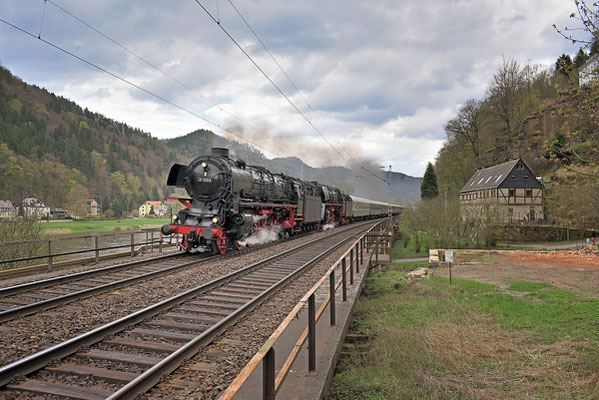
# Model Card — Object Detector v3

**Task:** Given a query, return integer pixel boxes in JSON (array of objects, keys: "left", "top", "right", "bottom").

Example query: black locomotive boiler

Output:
[{"left": 162, "top": 147, "right": 401, "bottom": 254}]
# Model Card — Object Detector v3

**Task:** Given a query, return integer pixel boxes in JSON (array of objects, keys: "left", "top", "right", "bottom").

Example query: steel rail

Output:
[
  {"left": 0, "top": 253, "right": 180, "bottom": 298},
  {"left": 0, "top": 225, "right": 315, "bottom": 322},
  {"left": 0, "top": 254, "right": 202, "bottom": 323},
  {"left": 219, "top": 220, "right": 388, "bottom": 399},
  {"left": 0, "top": 221, "right": 371, "bottom": 389},
  {"left": 107, "top": 223, "right": 369, "bottom": 399}
]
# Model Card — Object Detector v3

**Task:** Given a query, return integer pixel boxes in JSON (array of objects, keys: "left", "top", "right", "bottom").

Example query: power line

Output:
[
  {"left": 0, "top": 16, "right": 281, "bottom": 158},
  {"left": 208, "top": 0, "right": 390, "bottom": 185},
  {"left": 191, "top": 0, "right": 363, "bottom": 172},
  {"left": 46, "top": 0, "right": 285, "bottom": 149},
  {"left": 44, "top": 0, "right": 390, "bottom": 185}
]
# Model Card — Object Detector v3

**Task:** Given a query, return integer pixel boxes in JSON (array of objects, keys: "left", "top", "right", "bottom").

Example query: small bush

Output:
[{"left": 0, "top": 218, "right": 45, "bottom": 269}]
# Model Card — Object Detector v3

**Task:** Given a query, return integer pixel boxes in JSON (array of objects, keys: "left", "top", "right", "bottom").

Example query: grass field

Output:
[
  {"left": 328, "top": 262, "right": 599, "bottom": 399},
  {"left": 392, "top": 236, "right": 432, "bottom": 259},
  {"left": 40, "top": 218, "right": 170, "bottom": 236}
]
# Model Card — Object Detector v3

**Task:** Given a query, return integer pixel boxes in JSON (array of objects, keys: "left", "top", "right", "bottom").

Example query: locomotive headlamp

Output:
[
  {"left": 212, "top": 216, "right": 219, "bottom": 224},
  {"left": 201, "top": 161, "right": 208, "bottom": 169}
]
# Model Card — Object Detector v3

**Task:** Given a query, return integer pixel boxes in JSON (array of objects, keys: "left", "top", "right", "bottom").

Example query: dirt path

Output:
[{"left": 436, "top": 251, "right": 599, "bottom": 297}]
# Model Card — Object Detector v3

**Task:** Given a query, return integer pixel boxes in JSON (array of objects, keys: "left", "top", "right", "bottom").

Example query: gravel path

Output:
[{"left": 0, "top": 229, "right": 342, "bottom": 368}]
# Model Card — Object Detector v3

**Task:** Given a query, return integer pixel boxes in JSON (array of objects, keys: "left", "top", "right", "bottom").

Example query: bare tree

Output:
[
  {"left": 553, "top": 1, "right": 599, "bottom": 47},
  {"left": 486, "top": 57, "right": 527, "bottom": 141},
  {"left": 0, "top": 217, "right": 44, "bottom": 269},
  {"left": 444, "top": 99, "right": 486, "bottom": 157}
]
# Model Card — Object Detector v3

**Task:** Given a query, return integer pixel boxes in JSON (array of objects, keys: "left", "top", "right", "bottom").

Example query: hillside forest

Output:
[
  {"left": 434, "top": 48, "right": 599, "bottom": 229},
  {"left": 0, "top": 64, "right": 180, "bottom": 217}
]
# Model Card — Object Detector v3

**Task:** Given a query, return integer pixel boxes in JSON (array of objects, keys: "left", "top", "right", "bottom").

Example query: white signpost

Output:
[{"left": 445, "top": 251, "right": 454, "bottom": 285}]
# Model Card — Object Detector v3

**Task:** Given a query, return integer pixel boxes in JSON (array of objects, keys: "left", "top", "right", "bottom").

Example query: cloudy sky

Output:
[{"left": 0, "top": 0, "right": 583, "bottom": 176}]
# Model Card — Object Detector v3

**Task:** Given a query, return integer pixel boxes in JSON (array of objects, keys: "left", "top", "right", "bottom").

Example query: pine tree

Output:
[
  {"left": 420, "top": 162, "right": 438, "bottom": 200},
  {"left": 573, "top": 48, "right": 589, "bottom": 69},
  {"left": 555, "top": 54, "right": 573, "bottom": 76}
]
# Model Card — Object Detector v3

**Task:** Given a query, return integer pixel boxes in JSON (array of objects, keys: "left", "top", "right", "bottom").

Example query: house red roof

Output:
[{"left": 0, "top": 200, "right": 14, "bottom": 210}]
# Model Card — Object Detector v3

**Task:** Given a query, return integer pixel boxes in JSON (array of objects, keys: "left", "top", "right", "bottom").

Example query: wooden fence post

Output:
[
  {"left": 95, "top": 236, "right": 99, "bottom": 263},
  {"left": 48, "top": 240, "right": 53, "bottom": 272}
]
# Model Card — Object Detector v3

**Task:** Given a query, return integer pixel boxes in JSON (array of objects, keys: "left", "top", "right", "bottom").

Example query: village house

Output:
[
  {"left": 21, "top": 197, "right": 50, "bottom": 220},
  {"left": 0, "top": 200, "right": 16, "bottom": 219},
  {"left": 138, "top": 201, "right": 168, "bottom": 218},
  {"left": 86, "top": 199, "right": 99, "bottom": 216},
  {"left": 579, "top": 53, "right": 599, "bottom": 86},
  {"left": 459, "top": 159, "right": 544, "bottom": 223},
  {"left": 50, "top": 208, "right": 68, "bottom": 219}
]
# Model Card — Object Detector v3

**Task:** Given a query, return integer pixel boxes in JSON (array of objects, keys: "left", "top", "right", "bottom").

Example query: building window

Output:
[
  {"left": 524, "top": 174, "right": 529, "bottom": 180},
  {"left": 509, "top": 189, "right": 515, "bottom": 197},
  {"left": 526, "top": 189, "right": 532, "bottom": 196},
  {"left": 508, "top": 207, "right": 513, "bottom": 215},
  {"left": 511, "top": 174, "right": 516, "bottom": 180}
]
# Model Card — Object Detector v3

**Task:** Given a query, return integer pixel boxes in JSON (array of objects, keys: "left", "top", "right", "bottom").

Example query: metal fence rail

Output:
[{"left": 0, "top": 229, "right": 178, "bottom": 271}]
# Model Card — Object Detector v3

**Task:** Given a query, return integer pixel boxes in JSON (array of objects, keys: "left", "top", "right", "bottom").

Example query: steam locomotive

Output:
[{"left": 161, "top": 147, "right": 402, "bottom": 254}]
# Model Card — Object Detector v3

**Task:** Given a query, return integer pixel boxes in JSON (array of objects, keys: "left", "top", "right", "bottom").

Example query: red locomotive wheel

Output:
[{"left": 216, "top": 237, "right": 228, "bottom": 254}]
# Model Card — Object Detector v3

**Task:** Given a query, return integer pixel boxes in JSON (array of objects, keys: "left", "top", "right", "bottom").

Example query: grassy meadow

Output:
[
  {"left": 328, "top": 262, "right": 599, "bottom": 399},
  {"left": 40, "top": 218, "right": 170, "bottom": 236},
  {"left": 392, "top": 236, "right": 432, "bottom": 259}
]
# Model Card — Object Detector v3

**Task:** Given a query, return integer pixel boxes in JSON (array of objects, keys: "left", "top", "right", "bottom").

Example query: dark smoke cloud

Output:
[{"left": 223, "top": 121, "right": 381, "bottom": 172}]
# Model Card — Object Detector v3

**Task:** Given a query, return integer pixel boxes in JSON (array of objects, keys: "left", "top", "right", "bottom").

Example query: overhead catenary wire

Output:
[
  {"left": 0, "top": 16, "right": 281, "bottom": 158},
  {"left": 34, "top": 0, "right": 391, "bottom": 186},
  {"left": 37, "top": 0, "right": 47, "bottom": 38},
  {"left": 224, "top": 0, "right": 389, "bottom": 185},
  {"left": 191, "top": 0, "right": 368, "bottom": 174},
  {"left": 201, "top": 0, "right": 389, "bottom": 185},
  {"left": 45, "top": 0, "right": 286, "bottom": 150}
]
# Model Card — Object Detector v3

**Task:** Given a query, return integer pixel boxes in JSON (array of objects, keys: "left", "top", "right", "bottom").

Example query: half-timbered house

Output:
[{"left": 459, "top": 159, "right": 543, "bottom": 222}]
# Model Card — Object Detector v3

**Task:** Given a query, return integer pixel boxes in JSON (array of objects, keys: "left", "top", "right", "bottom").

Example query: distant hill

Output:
[
  {"left": 0, "top": 65, "right": 178, "bottom": 216},
  {"left": 0, "top": 65, "right": 420, "bottom": 218}
]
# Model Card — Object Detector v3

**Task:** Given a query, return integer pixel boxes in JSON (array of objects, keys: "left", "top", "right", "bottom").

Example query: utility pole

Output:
[
  {"left": 388, "top": 165, "right": 392, "bottom": 218},
  {"left": 445, "top": 189, "right": 447, "bottom": 212}
]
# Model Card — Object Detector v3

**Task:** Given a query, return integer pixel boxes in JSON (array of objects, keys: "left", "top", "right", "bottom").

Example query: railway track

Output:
[
  {"left": 0, "top": 253, "right": 188, "bottom": 323},
  {"left": 0, "top": 228, "right": 309, "bottom": 323},
  {"left": 0, "top": 221, "right": 372, "bottom": 399}
]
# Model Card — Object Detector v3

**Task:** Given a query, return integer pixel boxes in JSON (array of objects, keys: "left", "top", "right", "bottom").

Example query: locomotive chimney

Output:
[{"left": 211, "top": 147, "right": 230, "bottom": 158}]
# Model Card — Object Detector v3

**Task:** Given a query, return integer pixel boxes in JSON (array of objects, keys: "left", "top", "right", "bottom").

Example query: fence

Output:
[
  {"left": 220, "top": 218, "right": 394, "bottom": 400},
  {"left": 0, "top": 229, "right": 176, "bottom": 273}
]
